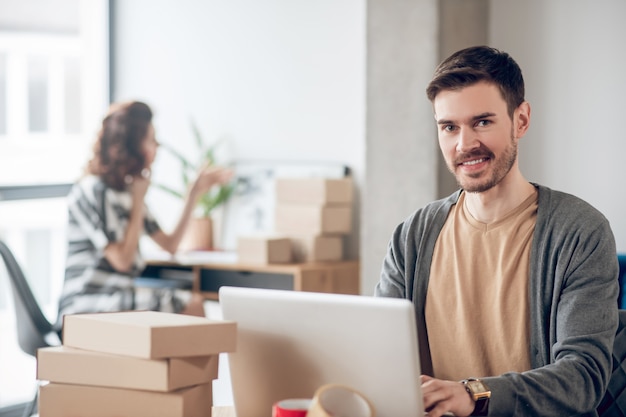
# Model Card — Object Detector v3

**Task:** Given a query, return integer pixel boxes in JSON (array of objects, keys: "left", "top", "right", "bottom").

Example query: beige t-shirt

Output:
[{"left": 425, "top": 190, "right": 538, "bottom": 380}]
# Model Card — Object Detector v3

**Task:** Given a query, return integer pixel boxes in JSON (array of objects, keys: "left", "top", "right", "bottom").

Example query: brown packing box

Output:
[
  {"left": 237, "top": 235, "right": 292, "bottom": 264},
  {"left": 39, "top": 382, "right": 213, "bottom": 417},
  {"left": 290, "top": 235, "right": 343, "bottom": 262},
  {"left": 275, "top": 204, "right": 352, "bottom": 235},
  {"left": 62, "top": 310, "right": 236, "bottom": 359},
  {"left": 37, "top": 346, "right": 219, "bottom": 391},
  {"left": 275, "top": 177, "right": 353, "bottom": 205}
]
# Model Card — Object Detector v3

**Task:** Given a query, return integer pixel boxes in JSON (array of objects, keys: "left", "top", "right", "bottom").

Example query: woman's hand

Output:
[
  {"left": 106, "top": 171, "right": 152, "bottom": 272},
  {"left": 190, "top": 164, "right": 234, "bottom": 197},
  {"left": 130, "top": 175, "right": 151, "bottom": 203},
  {"left": 152, "top": 164, "right": 234, "bottom": 254}
]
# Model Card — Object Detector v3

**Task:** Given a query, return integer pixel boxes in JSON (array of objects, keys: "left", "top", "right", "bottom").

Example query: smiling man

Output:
[{"left": 375, "top": 46, "right": 619, "bottom": 416}]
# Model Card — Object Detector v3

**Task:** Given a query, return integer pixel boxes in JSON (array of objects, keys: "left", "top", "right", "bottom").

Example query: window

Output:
[{"left": 0, "top": 0, "right": 109, "bottom": 411}]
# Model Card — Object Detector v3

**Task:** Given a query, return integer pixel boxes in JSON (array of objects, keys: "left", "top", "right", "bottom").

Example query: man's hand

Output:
[{"left": 421, "top": 375, "right": 475, "bottom": 417}]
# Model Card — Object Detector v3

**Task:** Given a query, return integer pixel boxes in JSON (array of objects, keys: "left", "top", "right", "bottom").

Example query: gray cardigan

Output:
[{"left": 375, "top": 184, "right": 619, "bottom": 416}]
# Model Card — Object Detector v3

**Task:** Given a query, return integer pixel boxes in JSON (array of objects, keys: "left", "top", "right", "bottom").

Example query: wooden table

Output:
[{"left": 144, "top": 252, "right": 360, "bottom": 300}]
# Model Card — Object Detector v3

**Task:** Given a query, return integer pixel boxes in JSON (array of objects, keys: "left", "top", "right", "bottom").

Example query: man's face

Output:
[{"left": 433, "top": 81, "right": 524, "bottom": 193}]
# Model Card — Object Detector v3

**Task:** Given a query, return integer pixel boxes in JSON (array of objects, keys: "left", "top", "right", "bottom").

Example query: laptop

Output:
[{"left": 219, "top": 286, "right": 424, "bottom": 417}]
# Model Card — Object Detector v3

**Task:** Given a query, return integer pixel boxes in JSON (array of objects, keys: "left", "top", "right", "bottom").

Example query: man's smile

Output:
[{"left": 459, "top": 158, "right": 489, "bottom": 167}]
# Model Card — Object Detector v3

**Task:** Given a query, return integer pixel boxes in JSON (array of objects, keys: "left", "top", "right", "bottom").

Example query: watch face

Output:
[{"left": 467, "top": 380, "right": 489, "bottom": 394}]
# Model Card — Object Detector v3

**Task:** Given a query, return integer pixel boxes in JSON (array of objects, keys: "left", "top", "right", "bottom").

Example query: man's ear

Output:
[{"left": 514, "top": 102, "right": 531, "bottom": 138}]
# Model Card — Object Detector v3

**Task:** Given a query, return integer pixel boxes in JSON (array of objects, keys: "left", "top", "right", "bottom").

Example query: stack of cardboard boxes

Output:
[
  {"left": 36, "top": 311, "right": 237, "bottom": 417},
  {"left": 237, "top": 177, "right": 353, "bottom": 264},
  {"left": 276, "top": 177, "right": 353, "bottom": 262}
]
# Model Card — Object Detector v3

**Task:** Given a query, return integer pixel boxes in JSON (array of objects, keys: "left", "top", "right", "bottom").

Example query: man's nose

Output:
[{"left": 456, "top": 127, "right": 479, "bottom": 153}]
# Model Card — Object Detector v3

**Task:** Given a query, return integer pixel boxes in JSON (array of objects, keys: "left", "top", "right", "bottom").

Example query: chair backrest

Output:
[
  {"left": 597, "top": 309, "right": 626, "bottom": 417},
  {"left": 0, "top": 240, "right": 60, "bottom": 357},
  {"left": 618, "top": 255, "right": 626, "bottom": 308}
]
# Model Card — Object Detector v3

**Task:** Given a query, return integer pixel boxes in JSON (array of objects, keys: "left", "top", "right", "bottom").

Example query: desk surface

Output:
[
  {"left": 146, "top": 250, "right": 238, "bottom": 265},
  {"left": 146, "top": 251, "right": 359, "bottom": 273},
  {"left": 144, "top": 253, "right": 360, "bottom": 298}
]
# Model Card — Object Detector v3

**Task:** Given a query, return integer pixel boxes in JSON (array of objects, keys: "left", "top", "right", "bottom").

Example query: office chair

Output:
[
  {"left": 618, "top": 254, "right": 626, "bottom": 309},
  {"left": 597, "top": 309, "right": 626, "bottom": 417},
  {"left": 0, "top": 240, "right": 61, "bottom": 417}
]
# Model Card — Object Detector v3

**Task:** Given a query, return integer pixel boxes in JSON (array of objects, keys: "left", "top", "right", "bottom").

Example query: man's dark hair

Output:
[{"left": 426, "top": 45, "right": 525, "bottom": 117}]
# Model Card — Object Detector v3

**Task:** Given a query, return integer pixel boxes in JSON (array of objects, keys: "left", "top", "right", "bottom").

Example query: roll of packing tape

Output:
[
  {"left": 307, "top": 384, "right": 375, "bottom": 417},
  {"left": 272, "top": 398, "right": 312, "bottom": 417}
]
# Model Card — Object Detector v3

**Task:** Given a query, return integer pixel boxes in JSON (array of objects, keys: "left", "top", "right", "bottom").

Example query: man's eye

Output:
[
  {"left": 443, "top": 125, "right": 456, "bottom": 132},
  {"left": 476, "top": 120, "right": 491, "bottom": 127}
]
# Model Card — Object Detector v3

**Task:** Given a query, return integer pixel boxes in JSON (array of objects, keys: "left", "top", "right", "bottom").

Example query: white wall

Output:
[
  {"left": 112, "top": 0, "right": 365, "bottom": 258},
  {"left": 112, "top": 1, "right": 626, "bottom": 295},
  {"left": 490, "top": 0, "right": 626, "bottom": 251}
]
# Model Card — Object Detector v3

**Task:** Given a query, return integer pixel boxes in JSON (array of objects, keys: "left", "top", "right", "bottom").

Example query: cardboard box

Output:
[
  {"left": 237, "top": 235, "right": 292, "bottom": 264},
  {"left": 290, "top": 235, "right": 343, "bottom": 262},
  {"left": 275, "top": 204, "right": 352, "bottom": 235},
  {"left": 39, "top": 382, "right": 212, "bottom": 417},
  {"left": 37, "top": 346, "right": 219, "bottom": 391},
  {"left": 275, "top": 177, "right": 353, "bottom": 205},
  {"left": 62, "top": 311, "right": 236, "bottom": 359}
]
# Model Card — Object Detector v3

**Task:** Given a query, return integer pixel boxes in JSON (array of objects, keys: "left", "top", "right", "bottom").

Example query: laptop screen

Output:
[{"left": 219, "top": 286, "right": 424, "bottom": 417}]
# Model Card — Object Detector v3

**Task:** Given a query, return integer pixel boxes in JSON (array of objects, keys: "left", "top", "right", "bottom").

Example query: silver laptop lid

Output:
[{"left": 219, "top": 286, "right": 423, "bottom": 417}]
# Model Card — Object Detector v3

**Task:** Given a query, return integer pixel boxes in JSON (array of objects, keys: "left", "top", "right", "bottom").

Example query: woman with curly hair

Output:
[{"left": 55, "top": 101, "right": 231, "bottom": 328}]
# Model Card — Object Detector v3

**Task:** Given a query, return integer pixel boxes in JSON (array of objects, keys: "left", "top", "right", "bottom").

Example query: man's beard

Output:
[{"left": 450, "top": 132, "right": 517, "bottom": 193}]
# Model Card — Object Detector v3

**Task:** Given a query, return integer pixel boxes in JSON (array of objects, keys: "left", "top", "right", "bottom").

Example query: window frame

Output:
[{"left": 0, "top": 0, "right": 110, "bottom": 412}]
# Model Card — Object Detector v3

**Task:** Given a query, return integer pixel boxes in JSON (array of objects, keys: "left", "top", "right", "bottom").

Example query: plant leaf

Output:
[
  {"left": 156, "top": 121, "right": 235, "bottom": 217},
  {"left": 160, "top": 143, "right": 194, "bottom": 171},
  {"left": 152, "top": 183, "right": 185, "bottom": 200},
  {"left": 190, "top": 118, "right": 204, "bottom": 154}
]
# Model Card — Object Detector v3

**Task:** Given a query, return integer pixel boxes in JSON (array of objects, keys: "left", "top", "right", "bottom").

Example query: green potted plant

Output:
[{"left": 154, "top": 120, "right": 235, "bottom": 250}]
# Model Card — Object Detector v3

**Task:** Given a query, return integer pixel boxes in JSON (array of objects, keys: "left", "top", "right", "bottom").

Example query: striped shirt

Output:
[{"left": 56, "top": 175, "right": 185, "bottom": 329}]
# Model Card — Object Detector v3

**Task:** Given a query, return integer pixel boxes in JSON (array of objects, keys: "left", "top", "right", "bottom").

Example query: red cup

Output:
[{"left": 272, "top": 398, "right": 312, "bottom": 417}]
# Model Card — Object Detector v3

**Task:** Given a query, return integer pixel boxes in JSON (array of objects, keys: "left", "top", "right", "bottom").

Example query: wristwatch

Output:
[{"left": 461, "top": 378, "right": 491, "bottom": 416}]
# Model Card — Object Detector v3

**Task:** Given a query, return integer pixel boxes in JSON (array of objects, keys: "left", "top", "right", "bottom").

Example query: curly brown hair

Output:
[{"left": 86, "top": 101, "right": 153, "bottom": 190}]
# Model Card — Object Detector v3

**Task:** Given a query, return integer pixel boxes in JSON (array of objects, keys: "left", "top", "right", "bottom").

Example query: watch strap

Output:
[
  {"left": 461, "top": 378, "right": 490, "bottom": 416},
  {"left": 472, "top": 396, "right": 489, "bottom": 416}
]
